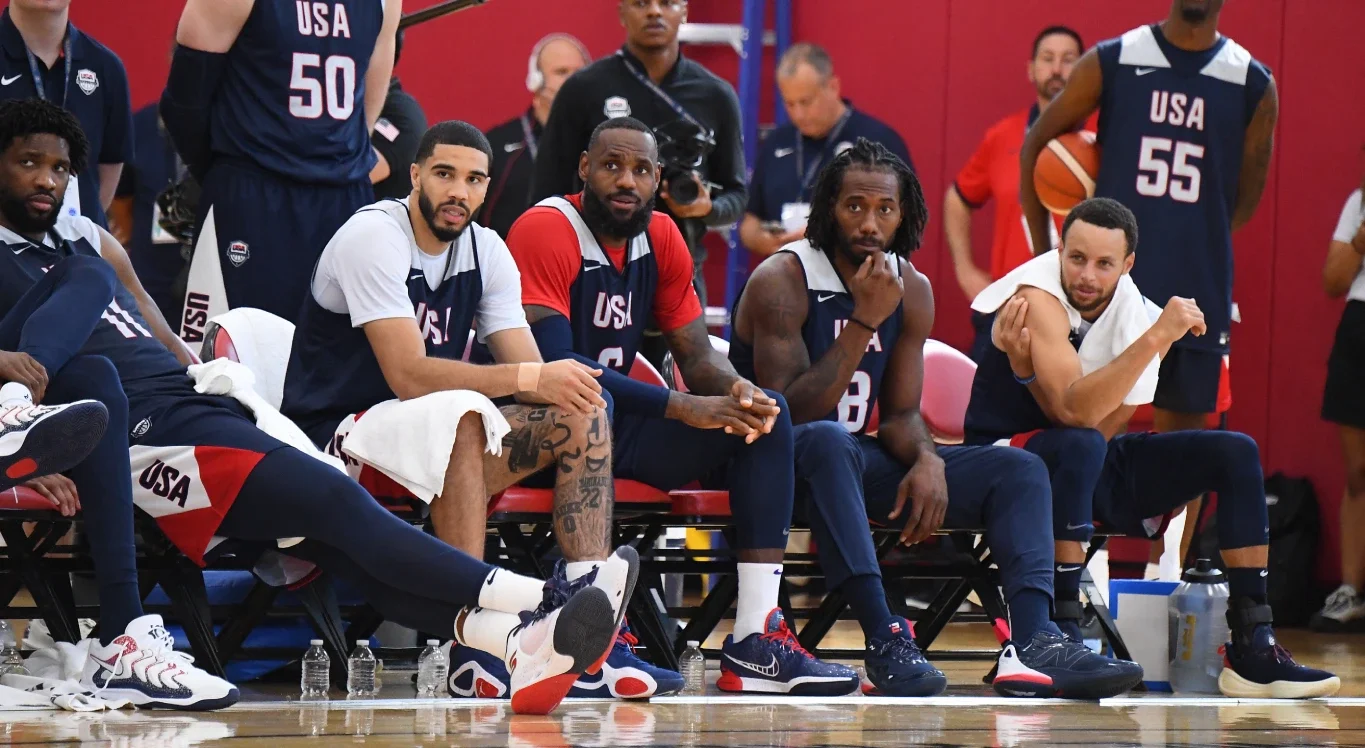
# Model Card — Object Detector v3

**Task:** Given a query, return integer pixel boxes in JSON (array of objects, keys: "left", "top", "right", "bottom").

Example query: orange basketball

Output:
[{"left": 1033, "top": 130, "right": 1100, "bottom": 216}]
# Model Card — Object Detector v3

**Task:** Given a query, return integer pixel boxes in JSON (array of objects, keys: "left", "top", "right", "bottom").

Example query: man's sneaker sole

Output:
[
  {"left": 0, "top": 401, "right": 107, "bottom": 489},
  {"left": 1218, "top": 668, "right": 1342, "bottom": 699},
  {"left": 510, "top": 587, "right": 616, "bottom": 716},
  {"left": 992, "top": 645, "right": 1143, "bottom": 699},
  {"left": 585, "top": 546, "right": 639, "bottom": 676},
  {"left": 716, "top": 671, "right": 860, "bottom": 696},
  {"left": 91, "top": 685, "right": 240, "bottom": 711},
  {"left": 1308, "top": 612, "right": 1365, "bottom": 633}
]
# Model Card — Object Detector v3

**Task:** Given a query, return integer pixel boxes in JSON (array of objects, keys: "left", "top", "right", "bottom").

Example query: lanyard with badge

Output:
[
  {"left": 794, "top": 106, "right": 852, "bottom": 199},
  {"left": 614, "top": 50, "right": 704, "bottom": 130},
  {"left": 518, "top": 113, "right": 538, "bottom": 160}
]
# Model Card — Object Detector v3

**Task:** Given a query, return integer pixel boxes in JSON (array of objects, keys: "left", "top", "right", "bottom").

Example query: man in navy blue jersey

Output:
[
  {"left": 160, "top": 0, "right": 402, "bottom": 348},
  {"left": 732, "top": 138, "right": 1145, "bottom": 699},
  {"left": 0, "top": 99, "right": 630, "bottom": 716}
]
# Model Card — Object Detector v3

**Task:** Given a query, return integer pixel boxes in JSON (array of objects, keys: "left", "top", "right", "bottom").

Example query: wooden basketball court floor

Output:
[{"left": 3, "top": 623, "right": 1362, "bottom": 747}]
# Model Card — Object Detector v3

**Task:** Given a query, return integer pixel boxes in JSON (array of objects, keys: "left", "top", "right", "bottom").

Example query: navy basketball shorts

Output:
[
  {"left": 1152, "top": 345, "right": 1225, "bottom": 415},
  {"left": 1323, "top": 300, "right": 1365, "bottom": 430},
  {"left": 128, "top": 393, "right": 290, "bottom": 564},
  {"left": 180, "top": 162, "right": 373, "bottom": 347}
]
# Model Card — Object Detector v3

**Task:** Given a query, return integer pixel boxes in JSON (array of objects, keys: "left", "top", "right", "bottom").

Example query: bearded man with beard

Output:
[
  {"left": 506, "top": 116, "right": 863, "bottom": 700},
  {"left": 962, "top": 197, "right": 1339, "bottom": 699}
]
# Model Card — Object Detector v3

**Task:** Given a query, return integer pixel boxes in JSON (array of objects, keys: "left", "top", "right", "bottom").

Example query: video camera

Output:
[{"left": 654, "top": 119, "right": 716, "bottom": 207}]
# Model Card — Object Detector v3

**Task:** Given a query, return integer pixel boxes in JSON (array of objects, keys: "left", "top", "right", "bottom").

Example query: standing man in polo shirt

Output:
[
  {"left": 0, "top": 0, "right": 133, "bottom": 228},
  {"left": 739, "top": 43, "right": 912, "bottom": 258},
  {"left": 944, "top": 25, "right": 1086, "bottom": 303},
  {"left": 529, "top": 0, "right": 747, "bottom": 310}
]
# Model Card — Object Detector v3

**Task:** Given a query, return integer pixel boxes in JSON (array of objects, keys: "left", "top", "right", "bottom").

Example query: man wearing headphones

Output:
[{"left": 482, "top": 34, "right": 591, "bottom": 238}]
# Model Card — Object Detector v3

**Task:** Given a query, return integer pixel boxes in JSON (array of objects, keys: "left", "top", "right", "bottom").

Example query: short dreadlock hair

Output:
[
  {"left": 805, "top": 137, "right": 927, "bottom": 259},
  {"left": 0, "top": 98, "right": 89, "bottom": 173}
]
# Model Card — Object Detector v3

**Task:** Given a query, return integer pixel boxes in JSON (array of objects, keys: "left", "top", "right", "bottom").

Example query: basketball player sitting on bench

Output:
[{"left": 962, "top": 197, "right": 1339, "bottom": 699}]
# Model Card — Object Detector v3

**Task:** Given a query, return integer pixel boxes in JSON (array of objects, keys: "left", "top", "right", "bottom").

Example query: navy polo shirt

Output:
[
  {"left": 0, "top": 10, "right": 133, "bottom": 228},
  {"left": 746, "top": 103, "right": 914, "bottom": 223}
]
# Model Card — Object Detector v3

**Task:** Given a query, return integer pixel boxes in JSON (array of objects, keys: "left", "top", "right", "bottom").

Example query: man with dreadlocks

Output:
[{"left": 730, "top": 137, "right": 1144, "bottom": 699}]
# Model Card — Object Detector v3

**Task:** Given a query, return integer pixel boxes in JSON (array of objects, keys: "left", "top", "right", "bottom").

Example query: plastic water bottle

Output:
[
  {"left": 0, "top": 621, "right": 27, "bottom": 678},
  {"left": 346, "top": 640, "right": 378, "bottom": 697},
  {"left": 300, "top": 639, "right": 330, "bottom": 698},
  {"left": 416, "top": 640, "right": 448, "bottom": 697},
  {"left": 679, "top": 640, "right": 705, "bottom": 694},
  {"left": 1168, "top": 558, "right": 1230, "bottom": 693}
]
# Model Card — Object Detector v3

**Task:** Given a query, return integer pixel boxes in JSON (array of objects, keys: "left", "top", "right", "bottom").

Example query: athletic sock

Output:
[
  {"left": 1054, "top": 564, "right": 1084, "bottom": 608},
  {"left": 477, "top": 568, "right": 546, "bottom": 615},
  {"left": 455, "top": 607, "right": 522, "bottom": 661},
  {"left": 1226, "top": 567, "right": 1269, "bottom": 606},
  {"left": 564, "top": 561, "right": 599, "bottom": 583},
  {"left": 0, "top": 382, "right": 32, "bottom": 405},
  {"left": 1009, "top": 589, "right": 1058, "bottom": 643},
  {"left": 734, "top": 563, "right": 783, "bottom": 640},
  {"left": 841, "top": 574, "right": 895, "bottom": 640}
]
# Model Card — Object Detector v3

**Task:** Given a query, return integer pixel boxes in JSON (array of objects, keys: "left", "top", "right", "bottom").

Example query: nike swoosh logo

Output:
[
  {"left": 409, "top": 273, "right": 425, "bottom": 280},
  {"left": 1065, "top": 522, "right": 1089, "bottom": 530},
  {"left": 503, "top": 142, "right": 524, "bottom": 152},
  {"left": 582, "top": 265, "right": 604, "bottom": 272},
  {"left": 774, "top": 147, "right": 794, "bottom": 158},
  {"left": 817, "top": 294, "right": 835, "bottom": 302},
  {"left": 1056, "top": 565, "right": 1083, "bottom": 573},
  {"left": 1135, "top": 67, "right": 1157, "bottom": 76},
  {"left": 1, "top": 75, "right": 20, "bottom": 85},
  {"left": 725, "top": 653, "right": 780, "bottom": 677}
]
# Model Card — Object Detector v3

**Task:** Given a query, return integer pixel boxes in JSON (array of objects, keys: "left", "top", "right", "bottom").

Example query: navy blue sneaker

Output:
[
  {"left": 1054, "top": 599, "right": 1086, "bottom": 643},
  {"left": 1219, "top": 603, "right": 1340, "bottom": 698},
  {"left": 447, "top": 643, "right": 510, "bottom": 699},
  {"left": 717, "top": 609, "right": 859, "bottom": 696},
  {"left": 569, "top": 623, "right": 685, "bottom": 699},
  {"left": 993, "top": 630, "right": 1143, "bottom": 699},
  {"left": 863, "top": 617, "right": 947, "bottom": 696}
]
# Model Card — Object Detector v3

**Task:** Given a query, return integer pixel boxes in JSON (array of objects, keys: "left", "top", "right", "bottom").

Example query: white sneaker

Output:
[
  {"left": 506, "top": 582, "right": 616, "bottom": 715},
  {"left": 0, "top": 398, "right": 107, "bottom": 490},
  {"left": 1309, "top": 585, "right": 1365, "bottom": 632},
  {"left": 80, "top": 615, "right": 239, "bottom": 711}
]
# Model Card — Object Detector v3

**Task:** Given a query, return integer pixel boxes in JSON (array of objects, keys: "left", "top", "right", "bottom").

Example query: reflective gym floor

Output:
[{"left": 3, "top": 624, "right": 1362, "bottom": 747}]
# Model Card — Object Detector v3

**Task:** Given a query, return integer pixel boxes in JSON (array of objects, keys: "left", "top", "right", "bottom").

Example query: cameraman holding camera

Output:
[{"left": 529, "top": 0, "right": 747, "bottom": 309}]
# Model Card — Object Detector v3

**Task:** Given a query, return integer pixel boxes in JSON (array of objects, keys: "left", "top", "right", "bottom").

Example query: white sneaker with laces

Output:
[
  {"left": 79, "top": 615, "right": 238, "bottom": 711},
  {"left": 0, "top": 397, "right": 107, "bottom": 490},
  {"left": 1310, "top": 585, "right": 1365, "bottom": 632},
  {"left": 506, "top": 583, "right": 616, "bottom": 715}
]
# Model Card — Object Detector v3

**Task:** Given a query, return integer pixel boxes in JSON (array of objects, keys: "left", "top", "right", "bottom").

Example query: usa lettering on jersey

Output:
[
  {"left": 1149, "top": 91, "right": 1206, "bottom": 131},
  {"left": 295, "top": 2, "right": 353, "bottom": 37},
  {"left": 592, "top": 292, "right": 634, "bottom": 330},
  {"left": 833, "top": 318, "right": 883, "bottom": 352},
  {"left": 1135, "top": 90, "right": 1210, "bottom": 205},
  {"left": 415, "top": 301, "right": 454, "bottom": 346}
]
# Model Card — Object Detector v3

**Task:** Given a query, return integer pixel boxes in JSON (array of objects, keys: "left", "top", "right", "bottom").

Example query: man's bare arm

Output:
[
  {"left": 364, "top": 317, "right": 523, "bottom": 400},
  {"left": 1231, "top": 77, "right": 1279, "bottom": 232},
  {"left": 662, "top": 317, "right": 740, "bottom": 397},
  {"left": 98, "top": 227, "right": 196, "bottom": 367},
  {"left": 873, "top": 266, "right": 938, "bottom": 467},
  {"left": 173, "top": 0, "right": 253, "bottom": 52},
  {"left": 363, "top": 0, "right": 402, "bottom": 131},
  {"left": 745, "top": 255, "right": 869, "bottom": 424},
  {"left": 1020, "top": 49, "right": 1103, "bottom": 256}
]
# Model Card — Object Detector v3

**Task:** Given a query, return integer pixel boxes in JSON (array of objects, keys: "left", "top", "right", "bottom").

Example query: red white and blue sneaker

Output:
[
  {"left": 992, "top": 629, "right": 1143, "bottom": 699},
  {"left": 1218, "top": 602, "right": 1340, "bottom": 698},
  {"left": 0, "top": 397, "right": 107, "bottom": 491},
  {"left": 79, "top": 614, "right": 238, "bottom": 711},
  {"left": 717, "top": 609, "right": 859, "bottom": 696},
  {"left": 863, "top": 616, "right": 947, "bottom": 696},
  {"left": 448, "top": 643, "right": 510, "bottom": 699},
  {"left": 569, "top": 622, "right": 685, "bottom": 699}
]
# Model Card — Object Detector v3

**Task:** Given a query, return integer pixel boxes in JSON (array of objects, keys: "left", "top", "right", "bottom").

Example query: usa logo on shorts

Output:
[{"left": 227, "top": 240, "right": 250, "bottom": 267}]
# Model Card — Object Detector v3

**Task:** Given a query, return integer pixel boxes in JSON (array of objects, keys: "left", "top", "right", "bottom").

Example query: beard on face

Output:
[
  {"left": 1062, "top": 278, "right": 1115, "bottom": 313},
  {"left": 833, "top": 227, "right": 891, "bottom": 266},
  {"left": 1036, "top": 74, "right": 1066, "bottom": 101},
  {"left": 1179, "top": 1, "right": 1211, "bottom": 22},
  {"left": 418, "top": 190, "right": 469, "bottom": 243},
  {"left": 581, "top": 186, "right": 654, "bottom": 240},
  {"left": 0, "top": 184, "right": 60, "bottom": 236}
]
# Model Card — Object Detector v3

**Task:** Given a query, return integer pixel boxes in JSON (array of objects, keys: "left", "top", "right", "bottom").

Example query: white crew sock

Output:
[
  {"left": 477, "top": 568, "right": 545, "bottom": 614},
  {"left": 456, "top": 607, "right": 522, "bottom": 660},
  {"left": 0, "top": 382, "right": 33, "bottom": 406},
  {"left": 733, "top": 563, "right": 783, "bottom": 640},
  {"left": 564, "top": 561, "right": 599, "bottom": 582}
]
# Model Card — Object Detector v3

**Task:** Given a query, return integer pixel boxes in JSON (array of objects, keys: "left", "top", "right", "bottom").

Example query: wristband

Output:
[
  {"left": 848, "top": 316, "right": 877, "bottom": 334},
  {"left": 1013, "top": 371, "right": 1037, "bottom": 385},
  {"left": 517, "top": 362, "right": 542, "bottom": 393}
]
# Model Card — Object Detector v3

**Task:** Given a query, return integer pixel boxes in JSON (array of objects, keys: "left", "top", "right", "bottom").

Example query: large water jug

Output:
[{"left": 1168, "top": 558, "right": 1230, "bottom": 693}]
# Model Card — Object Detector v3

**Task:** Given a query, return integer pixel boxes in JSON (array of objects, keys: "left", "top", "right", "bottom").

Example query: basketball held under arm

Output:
[
  {"left": 1020, "top": 49, "right": 1103, "bottom": 257},
  {"left": 1231, "top": 76, "right": 1279, "bottom": 232}
]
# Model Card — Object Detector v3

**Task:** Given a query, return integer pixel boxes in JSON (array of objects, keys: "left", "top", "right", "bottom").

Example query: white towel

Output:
[
  {"left": 0, "top": 641, "right": 133, "bottom": 711},
  {"left": 340, "top": 391, "right": 511, "bottom": 503},
  {"left": 971, "top": 250, "right": 1162, "bottom": 406}
]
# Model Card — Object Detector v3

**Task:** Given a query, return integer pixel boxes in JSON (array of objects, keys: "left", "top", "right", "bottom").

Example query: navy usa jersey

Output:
[
  {"left": 282, "top": 199, "right": 487, "bottom": 438},
  {"left": 1094, "top": 24, "right": 1271, "bottom": 352},
  {"left": 210, "top": 0, "right": 383, "bottom": 184},
  {"left": 0, "top": 215, "right": 186, "bottom": 399},
  {"left": 731, "top": 240, "right": 904, "bottom": 435},
  {"left": 542, "top": 197, "right": 657, "bottom": 374}
]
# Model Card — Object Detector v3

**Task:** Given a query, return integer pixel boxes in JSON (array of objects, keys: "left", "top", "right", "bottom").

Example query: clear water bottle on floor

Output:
[
  {"left": 416, "top": 640, "right": 448, "bottom": 697},
  {"left": 346, "top": 640, "right": 378, "bottom": 697},
  {"left": 300, "top": 639, "right": 330, "bottom": 699},
  {"left": 679, "top": 640, "right": 705, "bottom": 694},
  {"left": 0, "top": 621, "right": 27, "bottom": 678},
  {"left": 1168, "top": 558, "right": 1230, "bottom": 694}
]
